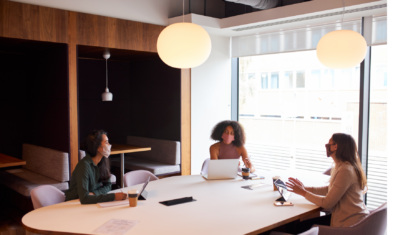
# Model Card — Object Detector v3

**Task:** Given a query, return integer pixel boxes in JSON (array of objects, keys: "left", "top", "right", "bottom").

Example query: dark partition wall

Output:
[
  {"left": 25, "top": 45, "right": 69, "bottom": 153},
  {"left": 78, "top": 59, "right": 131, "bottom": 144},
  {"left": 0, "top": 39, "right": 69, "bottom": 159},
  {"left": 0, "top": 54, "right": 28, "bottom": 159},
  {"left": 78, "top": 56, "right": 181, "bottom": 146},
  {"left": 129, "top": 58, "right": 181, "bottom": 141}
]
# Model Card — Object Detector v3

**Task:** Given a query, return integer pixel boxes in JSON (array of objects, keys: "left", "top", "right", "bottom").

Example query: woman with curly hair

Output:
[{"left": 210, "top": 120, "right": 255, "bottom": 172}]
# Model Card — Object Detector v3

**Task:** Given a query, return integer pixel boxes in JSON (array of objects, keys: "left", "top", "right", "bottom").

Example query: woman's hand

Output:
[
  {"left": 115, "top": 192, "right": 127, "bottom": 201},
  {"left": 89, "top": 192, "right": 95, "bottom": 195},
  {"left": 286, "top": 177, "right": 307, "bottom": 197}
]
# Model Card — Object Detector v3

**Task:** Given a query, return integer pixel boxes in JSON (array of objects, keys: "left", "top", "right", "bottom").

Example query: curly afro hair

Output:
[{"left": 210, "top": 120, "right": 246, "bottom": 147}]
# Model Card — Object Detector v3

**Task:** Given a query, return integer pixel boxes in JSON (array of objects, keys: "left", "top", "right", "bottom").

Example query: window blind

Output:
[{"left": 232, "top": 16, "right": 386, "bottom": 58}]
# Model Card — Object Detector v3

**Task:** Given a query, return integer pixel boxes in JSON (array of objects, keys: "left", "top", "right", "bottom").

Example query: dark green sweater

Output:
[{"left": 65, "top": 154, "right": 115, "bottom": 204}]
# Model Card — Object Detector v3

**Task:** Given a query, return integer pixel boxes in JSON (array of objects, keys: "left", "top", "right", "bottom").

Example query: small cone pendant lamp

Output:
[{"left": 102, "top": 52, "right": 113, "bottom": 101}]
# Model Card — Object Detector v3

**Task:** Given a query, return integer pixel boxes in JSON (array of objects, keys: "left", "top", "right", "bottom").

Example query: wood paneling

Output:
[
  {"left": 181, "top": 69, "right": 191, "bottom": 175},
  {"left": 68, "top": 12, "right": 78, "bottom": 174},
  {"left": 78, "top": 45, "right": 158, "bottom": 61},
  {"left": 0, "top": 153, "right": 26, "bottom": 168},
  {"left": 76, "top": 12, "right": 164, "bottom": 52},
  {"left": 0, "top": 0, "right": 68, "bottom": 43},
  {"left": 0, "top": 0, "right": 175, "bottom": 176}
]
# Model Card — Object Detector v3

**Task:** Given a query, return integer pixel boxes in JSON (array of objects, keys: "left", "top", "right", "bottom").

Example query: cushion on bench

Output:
[
  {"left": 0, "top": 169, "right": 68, "bottom": 197},
  {"left": 111, "top": 156, "right": 180, "bottom": 176},
  {"left": 23, "top": 144, "right": 69, "bottom": 182},
  {"left": 126, "top": 136, "right": 180, "bottom": 165}
]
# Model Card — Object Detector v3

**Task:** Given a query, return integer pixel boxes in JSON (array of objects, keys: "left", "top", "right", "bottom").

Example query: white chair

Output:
[
  {"left": 30, "top": 185, "right": 65, "bottom": 209},
  {"left": 123, "top": 170, "right": 159, "bottom": 187},
  {"left": 200, "top": 158, "right": 210, "bottom": 175}
]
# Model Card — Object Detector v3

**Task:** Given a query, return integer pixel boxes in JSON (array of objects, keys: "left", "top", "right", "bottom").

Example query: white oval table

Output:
[{"left": 22, "top": 170, "right": 329, "bottom": 235}]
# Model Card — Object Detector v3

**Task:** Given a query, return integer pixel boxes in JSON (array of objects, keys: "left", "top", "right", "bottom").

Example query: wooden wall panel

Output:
[
  {"left": 76, "top": 12, "right": 164, "bottom": 52},
  {"left": 0, "top": 0, "right": 68, "bottom": 43},
  {"left": 181, "top": 69, "right": 191, "bottom": 175},
  {"left": 68, "top": 12, "right": 79, "bottom": 174},
  {"left": 22, "top": 4, "right": 40, "bottom": 40}
]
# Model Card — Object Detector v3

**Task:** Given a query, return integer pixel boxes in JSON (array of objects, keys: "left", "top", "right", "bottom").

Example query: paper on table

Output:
[
  {"left": 93, "top": 219, "right": 138, "bottom": 235},
  {"left": 98, "top": 200, "right": 128, "bottom": 208}
]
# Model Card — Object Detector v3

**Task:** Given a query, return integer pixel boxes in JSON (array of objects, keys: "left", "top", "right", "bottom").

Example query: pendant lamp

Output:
[
  {"left": 157, "top": 0, "right": 211, "bottom": 69},
  {"left": 316, "top": 0, "right": 367, "bottom": 69},
  {"left": 102, "top": 52, "right": 113, "bottom": 101}
]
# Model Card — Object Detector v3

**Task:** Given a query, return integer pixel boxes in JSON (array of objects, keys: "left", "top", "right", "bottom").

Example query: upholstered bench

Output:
[
  {"left": 110, "top": 136, "right": 180, "bottom": 176},
  {"left": 0, "top": 144, "right": 69, "bottom": 198}
]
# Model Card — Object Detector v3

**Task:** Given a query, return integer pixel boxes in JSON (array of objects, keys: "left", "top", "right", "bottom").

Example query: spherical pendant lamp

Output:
[
  {"left": 157, "top": 22, "right": 211, "bottom": 69},
  {"left": 316, "top": 0, "right": 367, "bottom": 69},
  {"left": 317, "top": 30, "right": 367, "bottom": 69}
]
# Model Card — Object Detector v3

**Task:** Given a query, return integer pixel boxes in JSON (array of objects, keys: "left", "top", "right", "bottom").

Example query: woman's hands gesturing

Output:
[{"left": 286, "top": 177, "right": 307, "bottom": 197}]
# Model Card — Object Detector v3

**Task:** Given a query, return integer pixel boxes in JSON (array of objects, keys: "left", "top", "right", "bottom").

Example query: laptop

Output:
[{"left": 202, "top": 159, "right": 239, "bottom": 180}]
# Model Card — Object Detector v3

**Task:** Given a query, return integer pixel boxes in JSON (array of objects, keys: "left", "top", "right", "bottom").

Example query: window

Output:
[
  {"left": 340, "top": 69, "right": 352, "bottom": 89},
  {"left": 236, "top": 16, "right": 387, "bottom": 211},
  {"left": 321, "top": 69, "right": 334, "bottom": 88},
  {"left": 367, "top": 44, "right": 388, "bottom": 210},
  {"left": 239, "top": 50, "right": 359, "bottom": 175},
  {"left": 309, "top": 70, "right": 321, "bottom": 89},
  {"left": 371, "top": 65, "right": 387, "bottom": 88},
  {"left": 296, "top": 71, "right": 305, "bottom": 88},
  {"left": 261, "top": 73, "right": 268, "bottom": 89},
  {"left": 248, "top": 73, "right": 255, "bottom": 80},
  {"left": 282, "top": 72, "right": 293, "bottom": 89},
  {"left": 271, "top": 73, "right": 279, "bottom": 89}
]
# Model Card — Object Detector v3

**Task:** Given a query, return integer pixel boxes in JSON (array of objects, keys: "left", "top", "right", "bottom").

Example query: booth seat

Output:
[
  {"left": 0, "top": 144, "right": 69, "bottom": 197},
  {"left": 111, "top": 136, "right": 180, "bottom": 176}
]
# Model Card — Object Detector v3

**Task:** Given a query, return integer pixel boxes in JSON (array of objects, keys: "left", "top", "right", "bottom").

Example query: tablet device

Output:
[
  {"left": 138, "top": 176, "right": 150, "bottom": 200},
  {"left": 273, "top": 178, "right": 291, "bottom": 202}
]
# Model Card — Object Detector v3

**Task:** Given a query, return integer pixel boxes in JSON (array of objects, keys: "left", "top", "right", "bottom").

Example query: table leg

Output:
[{"left": 121, "top": 153, "right": 124, "bottom": 188}]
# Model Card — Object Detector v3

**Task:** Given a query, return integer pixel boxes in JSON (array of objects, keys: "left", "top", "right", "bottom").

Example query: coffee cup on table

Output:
[
  {"left": 128, "top": 189, "right": 139, "bottom": 207},
  {"left": 242, "top": 168, "right": 250, "bottom": 180},
  {"left": 272, "top": 176, "right": 280, "bottom": 191}
]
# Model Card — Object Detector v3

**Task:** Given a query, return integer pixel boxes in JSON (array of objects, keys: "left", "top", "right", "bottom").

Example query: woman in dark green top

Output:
[{"left": 65, "top": 130, "right": 127, "bottom": 204}]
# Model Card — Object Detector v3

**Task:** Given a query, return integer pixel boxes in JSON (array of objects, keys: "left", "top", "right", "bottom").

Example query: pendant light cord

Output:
[
  {"left": 183, "top": 0, "right": 184, "bottom": 22},
  {"left": 341, "top": 0, "right": 345, "bottom": 25},
  {"left": 105, "top": 58, "right": 108, "bottom": 89}
]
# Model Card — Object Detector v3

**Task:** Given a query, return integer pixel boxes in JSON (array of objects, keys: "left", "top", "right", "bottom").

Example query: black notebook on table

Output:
[{"left": 159, "top": 197, "right": 196, "bottom": 206}]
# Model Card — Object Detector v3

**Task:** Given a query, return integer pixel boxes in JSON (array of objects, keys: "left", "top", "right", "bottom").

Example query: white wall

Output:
[{"left": 190, "top": 34, "right": 232, "bottom": 174}]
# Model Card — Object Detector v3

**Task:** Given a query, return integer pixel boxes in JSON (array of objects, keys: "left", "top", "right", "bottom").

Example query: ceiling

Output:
[{"left": 10, "top": 0, "right": 387, "bottom": 38}]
